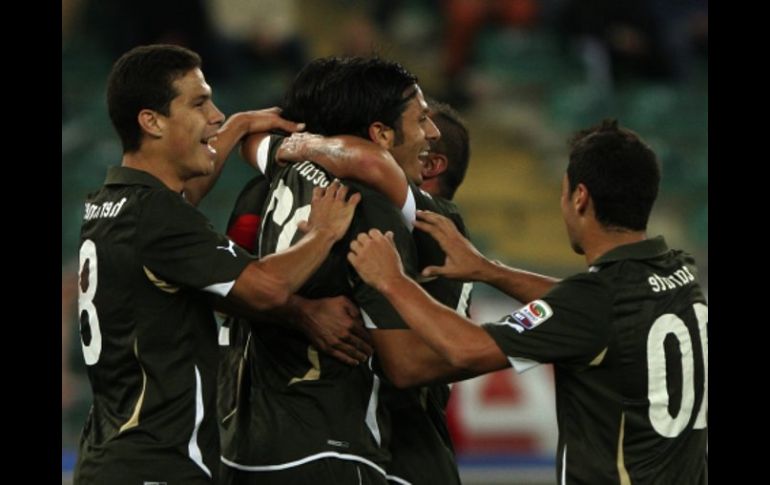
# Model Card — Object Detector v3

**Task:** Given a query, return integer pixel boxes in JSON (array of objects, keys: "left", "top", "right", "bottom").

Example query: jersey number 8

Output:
[{"left": 78, "top": 239, "right": 102, "bottom": 365}]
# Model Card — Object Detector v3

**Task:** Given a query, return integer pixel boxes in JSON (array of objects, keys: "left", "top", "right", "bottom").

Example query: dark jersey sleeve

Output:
[
  {"left": 410, "top": 185, "right": 447, "bottom": 271},
  {"left": 483, "top": 272, "right": 612, "bottom": 368},
  {"left": 432, "top": 196, "right": 468, "bottom": 237},
  {"left": 137, "top": 190, "right": 255, "bottom": 295},
  {"left": 226, "top": 175, "right": 270, "bottom": 253},
  {"left": 349, "top": 185, "right": 419, "bottom": 330},
  {"left": 416, "top": 193, "right": 473, "bottom": 315},
  {"left": 262, "top": 135, "right": 287, "bottom": 181}
]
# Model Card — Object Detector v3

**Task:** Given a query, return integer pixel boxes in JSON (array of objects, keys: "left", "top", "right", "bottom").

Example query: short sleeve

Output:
[
  {"left": 348, "top": 186, "right": 419, "bottom": 330},
  {"left": 138, "top": 190, "right": 255, "bottom": 295},
  {"left": 483, "top": 273, "right": 612, "bottom": 367},
  {"left": 261, "top": 135, "right": 287, "bottom": 181}
]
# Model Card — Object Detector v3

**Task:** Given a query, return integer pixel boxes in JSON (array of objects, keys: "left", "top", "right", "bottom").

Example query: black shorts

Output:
[
  {"left": 220, "top": 457, "right": 389, "bottom": 485},
  {"left": 74, "top": 453, "right": 213, "bottom": 485}
]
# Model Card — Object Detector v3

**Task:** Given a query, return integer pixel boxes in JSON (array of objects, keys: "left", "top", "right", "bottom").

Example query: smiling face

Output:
[
  {"left": 388, "top": 85, "right": 441, "bottom": 185},
  {"left": 161, "top": 68, "right": 225, "bottom": 179}
]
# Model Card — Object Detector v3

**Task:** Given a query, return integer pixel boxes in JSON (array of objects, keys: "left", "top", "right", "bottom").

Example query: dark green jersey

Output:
[
  {"left": 224, "top": 173, "right": 270, "bottom": 253},
  {"left": 483, "top": 237, "right": 708, "bottom": 484},
  {"left": 382, "top": 189, "right": 469, "bottom": 485},
  {"left": 217, "top": 174, "right": 270, "bottom": 468},
  {"left": 417, "top": 193, "right": 473, "bottom": 317},
  {"left": 219, "top": 137, "right": 419, "bottom": 480},
  {"left": 74, "top": 167, "right": 253, "bottom": 485}
]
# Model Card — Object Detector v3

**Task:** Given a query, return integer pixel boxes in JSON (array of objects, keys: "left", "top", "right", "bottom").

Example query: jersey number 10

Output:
[{"left": 647, "top": 303, "right": 708, "bottom": 437}]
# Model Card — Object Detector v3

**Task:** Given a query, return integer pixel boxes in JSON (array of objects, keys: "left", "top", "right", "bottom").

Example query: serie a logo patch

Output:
[{"left": 502, "top": 300, "right": 554, "bottom": 333}]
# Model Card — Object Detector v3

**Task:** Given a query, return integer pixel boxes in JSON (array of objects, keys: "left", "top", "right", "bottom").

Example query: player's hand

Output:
[
  {"left": 299, "top": 179, "right": 361, "bottom": 241},
  {"left": 347, "top": 229, "right": 406, "bottom": 292},
  {"left": 414, "top": 210, "right": 488, "bottom": 281},
  {"left": 294, "top": 296, "right": 372, "bottom": 366},
  {"left": 276, "top": 132, "right": 325, "bottom": 163},
  {"left": 222, "top": 107, "right": 306, "bottom": 138}
]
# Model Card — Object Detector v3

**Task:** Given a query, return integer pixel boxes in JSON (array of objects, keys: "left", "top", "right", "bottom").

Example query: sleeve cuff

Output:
[
  {"left": 256, "top": 136, "right": 271, "bottom": 174},
  {"left": 507, "top": 356, "right": 541, "bottom": 373},
  {"left": 401, "top": 186, "right": 416, "bottom": 232}
]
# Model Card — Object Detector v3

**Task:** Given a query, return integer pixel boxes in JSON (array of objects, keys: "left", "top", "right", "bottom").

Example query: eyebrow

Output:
[{"left": 191, "top": 93, "right": 211, "bottom": 104}]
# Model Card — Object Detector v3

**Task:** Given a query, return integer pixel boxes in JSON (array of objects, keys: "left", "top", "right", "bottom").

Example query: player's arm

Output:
[
  {"left": 416, "top": 210, "right": 559, "bottom": 302},
  {"left": 349, "top": 229, "right": 510, "bottom": 377},
  {"left": 287, "top": 295, "right": 373, "bottom": 365},
  {"left": 227, "top": 180, "right": 360, "bottom": 310},
  {"left": 184, "top": 108, "right": 305, "bottom": 206},
  {"left": 370, "top": 328, "right": 484, "bottom": 387},
  {"left": 241, "top": 132, "right": 408, "bottom": 207},
  {"left": 216, "top": 294, "right": 373, "bottom": 366}
]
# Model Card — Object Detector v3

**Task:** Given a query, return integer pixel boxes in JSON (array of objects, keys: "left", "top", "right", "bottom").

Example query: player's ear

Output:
[
  {"left": 422, "top": 152, "right": 447, "bottom": 178},
  {"left": 138, "top": 109, "right": 164, "bottom": 139},
  {"left": 369, "top": 122, "right": 394, "bottom": 149},
  {"left": 574, "top": 183, "right": 590, "bottom": 214}
]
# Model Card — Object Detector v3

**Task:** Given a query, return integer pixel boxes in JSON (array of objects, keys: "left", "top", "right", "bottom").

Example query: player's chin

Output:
[
  {"left": 410, "top": 167, "right": 424, "bottom": 184},
  {"left": 193, "top": 158, "right": 215, "bottom": 177}
]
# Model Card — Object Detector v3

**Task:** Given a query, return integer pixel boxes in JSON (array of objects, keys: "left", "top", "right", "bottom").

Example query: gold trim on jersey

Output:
[
  {"left": 222, "top": 331, "right": 251, "bottom": 424},
  {"left": 143, "top": 266, "right": 180, "bottom": 293},
  {"left": 289, "top": 347, "right": 321, "bottom": 385},
  {"left": 589, "top": 347, "right": 608, "bottom": 366},
  {"left": 119, "top": 339, "right": 147, "bottom": 433},
  {"left": 419, "top": 387, "right": 429, "bottom": 410},
  {"left": 616, "top": 412, "right": 631, "bottom": 485}
]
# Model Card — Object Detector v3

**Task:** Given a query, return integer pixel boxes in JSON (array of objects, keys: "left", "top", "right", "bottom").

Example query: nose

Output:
[
  {"left": 209, "top": 103, "right": 225, "bottom": 126},
  {"left": 426, "top": 117, "right": 440, "bottom": 141}
]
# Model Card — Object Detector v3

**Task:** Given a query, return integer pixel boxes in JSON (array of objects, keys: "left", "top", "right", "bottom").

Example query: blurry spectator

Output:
[
  {"left": 441, "top": 0, "right": 540, "bottom": 107},
  {"left": 339, "top": 10, "right": 384, "bottom": 57},
  {"left": 557, "top": 0, "right": 707, "bottom": 88},
  {"left": 81, "top": 0, "right": 231, "bottom": 80},
  {"left": 209, "top": 0, "right": 308, "bottom": 77},
  {"left": 62, "top": 0, "right": 85, "bottom": 44}
]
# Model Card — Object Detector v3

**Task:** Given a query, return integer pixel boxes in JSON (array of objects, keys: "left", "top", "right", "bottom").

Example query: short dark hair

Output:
[
  {"left": 107, "top": 44, "right": 202, "bottom": 153},
  {"left": 567, "top": 119, "right": 660, "bottom": 231},
  {"left": 427, "top": 99, "right": 470, "bottom": 200},
  {"left": 281, "top": 56, "right": 418, "bottom": 139}
]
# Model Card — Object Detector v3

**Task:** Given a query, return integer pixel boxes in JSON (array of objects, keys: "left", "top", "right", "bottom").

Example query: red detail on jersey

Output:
[
  {"left": 227, "top": 214, "right": 261, "bottom": 253},
  {"left": 481, "top": 369, "right": 522, "bottom": 404}
]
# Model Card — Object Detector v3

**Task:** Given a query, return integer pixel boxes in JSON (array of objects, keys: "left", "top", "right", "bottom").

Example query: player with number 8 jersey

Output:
[
  {"left": 74, "top": 45, "right": 361, "bottom": 485},
  {"left": 77, "top": 168, "right": 257, "bottom": 483}
]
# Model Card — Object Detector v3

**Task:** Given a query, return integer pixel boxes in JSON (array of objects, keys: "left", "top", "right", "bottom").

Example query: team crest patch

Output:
[{"left": 501, "top": 300, "right": 553, "bottom": 333}]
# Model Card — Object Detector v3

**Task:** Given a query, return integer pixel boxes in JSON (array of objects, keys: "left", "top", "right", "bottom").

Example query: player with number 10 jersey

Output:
[{"left": 484, "top": 237, "right": 708, "bottom": 483}]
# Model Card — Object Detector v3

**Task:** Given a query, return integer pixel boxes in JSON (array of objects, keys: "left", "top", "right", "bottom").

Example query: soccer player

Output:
[
  {"left": 380, "top": 100, "right": 472, "bottom": 485},
  {"left": 219, "top": 167, "right": 372, "bottom": 367},
  {"left": 220, "top": 56, "right": 489, "bottom": 485},
  {"left": 74, "top": 44, "right": 360, "bottom": 485},
  {"left": 229, "top": 94, "right": 475, "bottom": 485},
  {"left": 348, "top": 119, "right": 708, "bottom": 484}
]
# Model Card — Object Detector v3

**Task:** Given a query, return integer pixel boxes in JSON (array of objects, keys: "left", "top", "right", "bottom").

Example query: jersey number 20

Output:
[{"left": 262, "top": 179, "right": 312, "bottom": 253}]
